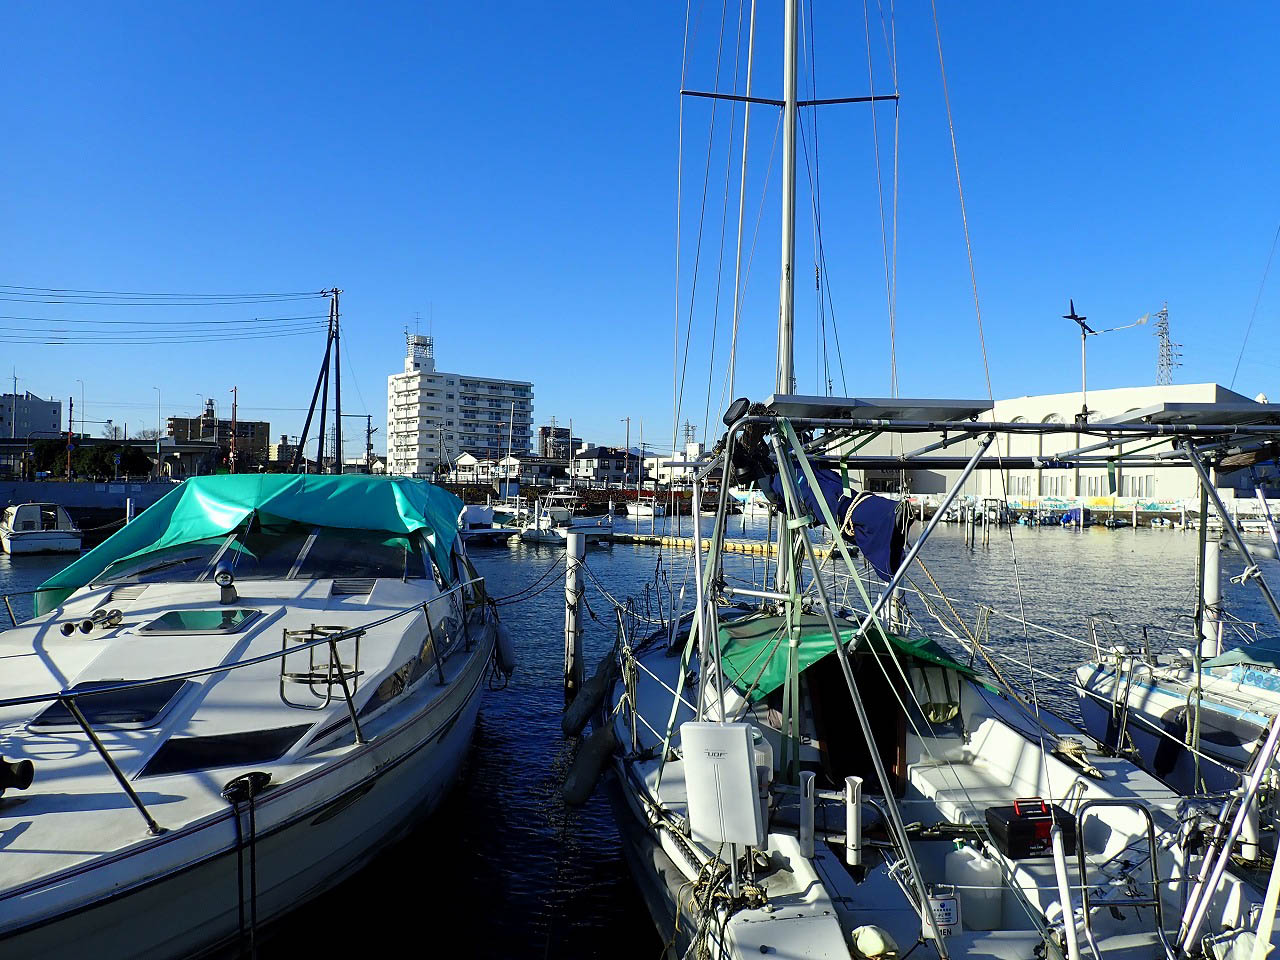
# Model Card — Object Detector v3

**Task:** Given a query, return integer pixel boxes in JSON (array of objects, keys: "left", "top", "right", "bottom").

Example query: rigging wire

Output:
[
  {"left": 929, "top": 0, "right": 1052, "bottom": 825},
  {"left": 862, "top": 0, "right": 899, "bottom": 397},
  {"left": 795, "top": 113, "right": 848, "bottom": 396},
  {"left": 673, "top": 0, "right": 733, "bottom": 456},
  {"left": 1229, "top": 220, "right": 1280, "bottom": 390},
  {"left": 700, "top": 0, "right": 748, "bottom": 449},
  {"left": 724, "top": 0, "right": 758, "bottom": 403}
]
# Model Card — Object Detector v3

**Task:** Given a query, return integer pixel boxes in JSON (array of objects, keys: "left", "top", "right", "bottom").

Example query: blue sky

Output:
[{"left": 1, "top": 2, "right": 1277, "bottom": 460}]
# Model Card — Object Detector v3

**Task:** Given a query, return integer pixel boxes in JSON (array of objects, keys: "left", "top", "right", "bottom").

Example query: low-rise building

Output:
[
  {"left": 572, "top": 446, "right": 635, "bottom": 485},
  {"left": 645, "top": 440, "right": 707, "bottom": 487},
  {"left": 168, "top": 402, "right": 270, "bottom": 468},
  {"left": 843, "top": 382, "right": 1276, "bottom": 508}
]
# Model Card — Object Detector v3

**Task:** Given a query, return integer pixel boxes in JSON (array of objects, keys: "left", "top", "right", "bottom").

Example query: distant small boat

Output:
[
  {"left": 0, "top": 503, "right": 82, "bottom": 555},
  {"left": 625, "top": 500, "right": 666, "bottom": 519},
  {"left": 458, "top": 504, "right": 517, "bottom": 545},
  {"left": 519, "top": 492, "right": 612, "bottom": 544}
]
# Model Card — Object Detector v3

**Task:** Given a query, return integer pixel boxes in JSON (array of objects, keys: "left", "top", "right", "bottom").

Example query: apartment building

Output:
[
  {"left": 386, "top": 334, "right": 534, "bottom": 476},
  {"left": 0, "top": 391, "right": 62, "bottom": 440}
]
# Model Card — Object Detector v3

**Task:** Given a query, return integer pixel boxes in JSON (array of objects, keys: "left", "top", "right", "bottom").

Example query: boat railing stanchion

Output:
[
  {"left": 2, "top": 595, "right": 16, "bottom": 628},
  {"left": 327, "top": 635, "right": 366, "bottom": 745},
  {"left": 424, "top": 603, "right": 447, "bottom": 685},
  {"left": 63, "top": 695, "right": 163, "bottom": 835}
]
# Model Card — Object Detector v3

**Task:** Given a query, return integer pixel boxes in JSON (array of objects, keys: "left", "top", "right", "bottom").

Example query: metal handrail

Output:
[
  {"left": 0, "top": 574, "right": 486, "bottom": 836},
  {"left": 0, "top": 575, "right": 485, "bottom": 710}
]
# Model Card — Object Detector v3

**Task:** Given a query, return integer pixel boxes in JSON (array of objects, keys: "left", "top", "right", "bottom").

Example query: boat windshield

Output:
[{"left": 96, "top": 518, "right": 431, "bottom": 584}]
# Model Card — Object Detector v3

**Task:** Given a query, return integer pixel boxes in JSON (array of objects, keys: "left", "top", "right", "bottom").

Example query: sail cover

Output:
[
  {"left": 760, "top": 470, "right": 909, "bottom": 580},
  {"left": 36, "top": 474, "right": 463, "bottom": 614},
  {"left": 717, "top": 613, "right": 976, "bottom": 702}
]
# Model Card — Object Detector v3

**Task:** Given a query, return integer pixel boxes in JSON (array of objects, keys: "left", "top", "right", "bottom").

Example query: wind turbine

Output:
[{"left": 1063, "top": 300, "right": 1148, "bottom": 423}]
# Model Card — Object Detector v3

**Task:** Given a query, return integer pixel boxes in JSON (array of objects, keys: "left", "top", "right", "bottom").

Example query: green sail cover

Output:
[
  {"left": 718, "top": 612, "right": 977, "bottom": 702},
  {"left": 36, "top": 474, "right": 463, "bottom": 614}
]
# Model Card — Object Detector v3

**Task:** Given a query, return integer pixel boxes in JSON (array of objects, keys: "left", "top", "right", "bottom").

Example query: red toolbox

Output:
[{"left": 984, "top": 797, "right": 1076, "bottom": 859}]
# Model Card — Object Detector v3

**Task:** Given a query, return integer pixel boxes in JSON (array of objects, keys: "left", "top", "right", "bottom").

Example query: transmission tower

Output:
[
  {"left": 682, "top": 421, "right": 697, "bottom": 445},
  {"left": 1153, "top": 303, "right": 1181, "bottom": 385}
]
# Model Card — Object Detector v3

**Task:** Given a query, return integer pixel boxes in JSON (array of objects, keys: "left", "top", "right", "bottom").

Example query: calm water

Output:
[{"left": 2, "top": 518, "right": 1278, "bottom": 957}]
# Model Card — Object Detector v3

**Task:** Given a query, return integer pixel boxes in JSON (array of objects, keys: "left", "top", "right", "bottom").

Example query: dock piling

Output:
[{"left": 564, "top": 532, "right": 586, "bottom": 696}]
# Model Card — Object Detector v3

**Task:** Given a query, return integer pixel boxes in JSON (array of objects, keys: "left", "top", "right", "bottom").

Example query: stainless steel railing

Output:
[{"left": 0, "top": 575, "right": 487, "bottom": 835}]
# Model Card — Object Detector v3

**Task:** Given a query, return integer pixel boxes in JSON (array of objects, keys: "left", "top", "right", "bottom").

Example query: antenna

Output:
[{"left": 1154, "top": 302, "right": 1181, "bottom": 386}]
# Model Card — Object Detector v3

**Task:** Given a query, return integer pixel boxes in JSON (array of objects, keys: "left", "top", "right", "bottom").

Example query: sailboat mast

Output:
[{"left": 774, "top": 0, "right": 799, "bottom": 396}]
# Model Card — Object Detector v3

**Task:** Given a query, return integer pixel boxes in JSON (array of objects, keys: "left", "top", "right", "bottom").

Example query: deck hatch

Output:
[
  {"left": 137, "top": 608, "right": 262, "bottom": 635},
  {"left": 31, "top": 679, "right": 190, "bottom": 729},
  {"left": 140, "top": 724, "right": 312, "bottom": 777}
]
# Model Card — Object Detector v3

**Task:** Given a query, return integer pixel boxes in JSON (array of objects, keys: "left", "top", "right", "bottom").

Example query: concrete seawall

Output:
[{"left": 0, "top": 480, "right": 177, "bottom": 511}]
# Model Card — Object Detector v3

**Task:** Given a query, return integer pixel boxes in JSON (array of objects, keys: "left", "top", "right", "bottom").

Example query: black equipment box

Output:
[{"left": 984, "top": 798, "right": 1076, "bottom": 859}]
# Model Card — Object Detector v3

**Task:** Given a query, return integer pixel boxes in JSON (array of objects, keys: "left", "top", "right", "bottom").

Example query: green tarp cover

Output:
[
  {"left": 36, "top": 474, "right": 463, "bottom": 614},
  {"left": 1203, "top": 636, "right": 1280, "bottom": 670},
  {"left": 718, "top": 612, "right": 977, "bottom": 702}
]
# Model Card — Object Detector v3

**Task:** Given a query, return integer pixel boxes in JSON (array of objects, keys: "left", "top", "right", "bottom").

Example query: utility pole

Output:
[
  {"left": 154, "top": 386, "right": 162, "bottom": 479},
  {"left": 9, "top": 369, "right": 17, "bottom": 438},
  {"left": 332, "top": 290, "right": 342, "bottom": 473},
  {"left": 229, "top": 386, "right": 238, "bottom": 473},
  {"left": 293, "top": 287, "right": 342, "bottom": 474},
  {"left": 66, "top": 396, "right": 73, "bottom": 480}
]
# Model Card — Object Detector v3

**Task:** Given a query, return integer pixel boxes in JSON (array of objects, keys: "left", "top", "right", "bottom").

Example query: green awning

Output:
[
  {"left": 36, "top": 474, "right": 463, "bottom": 614},
  {"left": 1204, "top": 636, "right": 1280, "bottom": 671},
  {"left": 718, "top": 612, "right": 977, "bottom": 702}
]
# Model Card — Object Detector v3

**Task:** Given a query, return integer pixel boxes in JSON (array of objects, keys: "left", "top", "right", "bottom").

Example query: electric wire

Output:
[{"left": 0, "top": 317, "right": 330, "bottom": 330}]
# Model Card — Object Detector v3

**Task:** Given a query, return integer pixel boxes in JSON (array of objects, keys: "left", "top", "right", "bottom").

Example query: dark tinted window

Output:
[
  {"left": 96, "top": 537, "right": 227, "bottom": 584},
  {"left": 295, "top": 529, "right": 426, "bottom": 580},
  {"left": 33, "top": 679, "right": 189, "bottom": 728},
  {"left": 225, "top": 520, "right": 315, "bottom": 580}
]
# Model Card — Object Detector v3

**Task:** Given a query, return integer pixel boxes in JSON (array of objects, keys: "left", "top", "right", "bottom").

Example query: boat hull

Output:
[
  {"left": 0, "top": 530, "right": 82, "bottom": 555},
  {"left": 0, "top": 619, "right": 494, "bottom": 959},
  {"left": 1075, "top": 662, "right": 1258, "bottom": 794}
]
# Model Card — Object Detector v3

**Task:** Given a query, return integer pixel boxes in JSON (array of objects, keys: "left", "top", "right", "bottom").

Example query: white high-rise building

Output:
[{"left": 386, "top": 334, "right": 534, "bottom": 477}]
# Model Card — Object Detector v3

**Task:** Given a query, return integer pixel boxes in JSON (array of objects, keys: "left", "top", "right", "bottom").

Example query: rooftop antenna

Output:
[{"left": 1153, "top": 303, "right": 1181, "bottom": 385}]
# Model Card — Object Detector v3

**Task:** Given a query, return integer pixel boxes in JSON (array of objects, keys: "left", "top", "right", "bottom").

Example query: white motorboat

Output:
[
  {"left": 0, "top": 503, "right": 82, "bottom": 555},
  {"left": 458, "top": 503, "right": 517, "bottom": 545},
  {"left": 0, "top": 474, "right": 511, "bottom": 958},
  {"left": 518, "top": 491, "right": 611, "bottom": 544},
  {"left": 625, "top": 500, "right": 666, "bottom": 519}
]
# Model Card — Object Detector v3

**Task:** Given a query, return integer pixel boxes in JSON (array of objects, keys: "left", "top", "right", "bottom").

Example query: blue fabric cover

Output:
[{"left": 762, "top": 469, "right": 906, "bottom": 581}]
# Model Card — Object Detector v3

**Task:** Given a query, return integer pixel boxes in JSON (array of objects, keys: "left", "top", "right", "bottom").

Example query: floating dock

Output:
[{"left": 605, "top": 532, "right": 833, "bottom": 558}]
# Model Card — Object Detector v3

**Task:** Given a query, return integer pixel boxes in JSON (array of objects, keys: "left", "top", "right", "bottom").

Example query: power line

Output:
[
  {"left": 0, "top": 320, "right": 330, "bottom": 330},
  {"left": 0, "top": 320, "right": 326, "bottom": 337},
  {"left": 0, "top": 328, "right": 325, "bottom": 345},
  {"left": 0, "top": 283, "right": 323, "bottom": 298},
  {"left": 0, "top": 294, "right": 326, "bottom": 306}
]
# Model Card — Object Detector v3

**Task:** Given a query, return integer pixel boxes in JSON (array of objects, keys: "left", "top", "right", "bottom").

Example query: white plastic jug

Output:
[{"left": 944, "top": 840, "right": 1002, "bottom": 930}]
